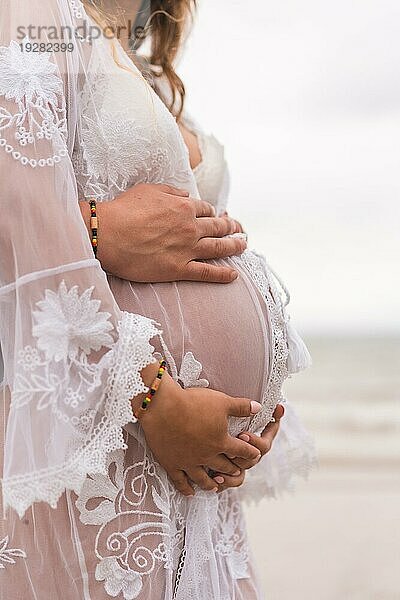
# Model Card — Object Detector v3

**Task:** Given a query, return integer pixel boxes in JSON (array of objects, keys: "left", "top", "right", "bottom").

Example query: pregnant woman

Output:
[{"left": 0, "top": 1, "right": 314, "bottom": 598}]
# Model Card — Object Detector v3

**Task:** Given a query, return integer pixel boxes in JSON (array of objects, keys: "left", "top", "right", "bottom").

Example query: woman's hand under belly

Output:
[{"left": 133, "top": 370, "right": 263, "bottom": 496}]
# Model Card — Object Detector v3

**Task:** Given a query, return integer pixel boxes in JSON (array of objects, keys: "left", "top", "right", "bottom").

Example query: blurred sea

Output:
[
  {"left": 246, "top": 335, "right": 400, "bottom": 600},
  {"left": 286, "top": 335, "right": 400, "bottom": 467}
]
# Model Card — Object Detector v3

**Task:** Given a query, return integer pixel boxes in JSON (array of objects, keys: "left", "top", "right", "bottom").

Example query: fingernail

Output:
[
  {"left": 239, "top": 433, "right": 250, "bottom": 442},
  {"left": 232, "top": 470, "right": 241, "bottom": 476},
  {"left": 214, "top": 476, "right": 224, "bottom": 484},
  {"left": 230, "top": 271, "right": 239, "bottom": 281},
  {"left": 211, "top": 487, "right": 218, "bottom": 493},
  {"left": 250, "top": 401, "right": 262, "bottom": 414}
]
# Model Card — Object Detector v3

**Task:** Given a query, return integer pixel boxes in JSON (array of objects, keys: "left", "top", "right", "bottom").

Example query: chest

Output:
[{"left": 72, "top": 45, "right": 196, "bottom": 201}]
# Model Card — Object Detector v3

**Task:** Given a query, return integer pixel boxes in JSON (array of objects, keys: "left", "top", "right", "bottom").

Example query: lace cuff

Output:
[
  {"left": 239, "top": 400, "right": 317, "bottom": 503},
  {"left": 2, "top": 311, "right": 160, "bottom": 518}
]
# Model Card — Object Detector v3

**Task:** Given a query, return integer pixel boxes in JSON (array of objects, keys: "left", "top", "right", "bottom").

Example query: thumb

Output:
[{"left": 227, "top": 398, "right": 262, "bottom": 418}]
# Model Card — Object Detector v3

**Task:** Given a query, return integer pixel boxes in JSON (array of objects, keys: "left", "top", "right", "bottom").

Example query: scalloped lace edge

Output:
[{"left": 2, "top": 311, "right": 161, "bottom": 518}]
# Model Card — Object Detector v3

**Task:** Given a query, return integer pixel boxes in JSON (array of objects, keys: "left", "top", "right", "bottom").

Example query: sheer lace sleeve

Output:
[{"left": 0, "top": 0, "right": 160, "bottom": 517}]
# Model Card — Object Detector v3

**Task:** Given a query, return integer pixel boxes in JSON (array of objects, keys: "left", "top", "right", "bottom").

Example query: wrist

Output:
[
  {"left": 136, "top": 371, "right": 184, "bottom": 427},
  {"left": 79, "top": 199, "right": 116, "bottom": 267},
  {"left": 131, "top": 361, "right": 160, "bottom": 415}
]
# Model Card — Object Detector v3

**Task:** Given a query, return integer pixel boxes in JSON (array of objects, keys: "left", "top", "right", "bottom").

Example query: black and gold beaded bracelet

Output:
[
  {"left": 89, "top": 200, "right": 98, "bottom": 257},
  {"left": 134, "top": 359, "right": 167, "bottom": 419}
]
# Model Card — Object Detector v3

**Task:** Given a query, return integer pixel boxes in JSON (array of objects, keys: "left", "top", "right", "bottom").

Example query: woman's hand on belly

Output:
[
  {"left": 134, "top": 371, "right": 262, "bottom": 497},
  {"left": 79, "top": 183, "right": 247, "bottom": 284}
]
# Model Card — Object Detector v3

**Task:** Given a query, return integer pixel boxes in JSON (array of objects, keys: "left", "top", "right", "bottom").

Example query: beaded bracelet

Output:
[
  {"left": 89, "top": 199, "right": 98, "bottom": 257},
  {"left": 134, "top": 359, "right": 167, "bottom": 419}
]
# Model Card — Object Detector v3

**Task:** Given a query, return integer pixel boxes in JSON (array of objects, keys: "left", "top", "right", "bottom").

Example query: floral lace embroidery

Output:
[
  {"left": 3, "top": 281, "right": 161, "bottom": 517},
  {"left": 0, "top": 536, "right": 27, "bottom": 569},
  {"left": 33, "top": 281, "right": 114, "bottom": 362},
  {"left": 76, "top": 447, "right": 174, "bottom": 600},
  {"left": 74, "top": 348, "right": 252, "bottom": 598},
  {"left": 0, "top": 39, "right": 68, "bottom": 168},
  {"left": 171, "top": 490, "right": 250, "bottom": 600},
  {"left": 177, "top": 352, "right": 209, "bottom": 388},
  {"left": 215, "top": 493, "right": 249, "bottom": 580},
  {"left": 13, "top": 281, "right": 113, "bottom": 411},
  {"left": 75, "top": 350, "right": 212, "bottom": 599},
  {"left": 72, "top": 47, "right": 193, "bottom": 201},
  {"left": 96, "top": 557, "right": 144, "bottom": 600}
]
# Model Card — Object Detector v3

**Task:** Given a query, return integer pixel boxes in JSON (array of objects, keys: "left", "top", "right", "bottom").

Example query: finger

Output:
[
  {"left": 238, "top": 431, "right": 270, "bottom": 457},
  {"left": 227, "top": 398, "right": 262, "bottom": 419},
  {"left": 273, "top": 404, "right": 285, "bottom": 421},
  {"left": 159, "top": 184, "right": 190, "bottom": 197},
  {"left": 215, "top": 472, "right": 246, "bottom": 493},
  {"left": 233, "top": 220, "right": 244, "bottom": 233},
  {"left": 259, "top": 421, "right": 281, "bottom": 454},
  {"left": 239, "top": 405, "right": 284, "bottom": 455},
  {"left": 226, "top": 455, "right": 260, "bottom": 471},
  {"left": 182, "top": 261, "right": 238, "bottom": 283},
  {"left": 224, "top": 437, "right": 262, "bottom": 462},
  {"left": 193, "top": 198, "right": 216, "bottom": 218},
  {"left": 219, "top": 212, "right": 243, "bottom": 234},
  {"left": 235, "top": 410, "right": 284, "bottom": 465},
  {"left": 255, "top": 404, "right": 286, "bottom": 454},
  {"left": 186, "top": 467, "right": 218, "bottom": 492},
  {"left": 236, "top": 422, "right": 281, "bottom": 461},
  {"left": 195, "top": 236, "right": 247, "bottom": 260},
  {"left": 207, "top": 455, "right": 242, "bottom": 477},
  {"left": 197, "top": 216, "right": 236, "bottom": 239},
  {"left": 168, "top": 470, "right": 195, "bottom": 497}
]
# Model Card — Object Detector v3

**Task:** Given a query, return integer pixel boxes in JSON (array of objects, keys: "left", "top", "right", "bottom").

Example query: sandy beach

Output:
[{"left": 245, "top": 336, "right": 400, "bottom": 600}]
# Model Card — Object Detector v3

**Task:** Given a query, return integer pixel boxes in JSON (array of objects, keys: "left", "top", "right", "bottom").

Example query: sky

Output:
[{"left": 179, "top": 0, "right": 400, "bottom": 335}]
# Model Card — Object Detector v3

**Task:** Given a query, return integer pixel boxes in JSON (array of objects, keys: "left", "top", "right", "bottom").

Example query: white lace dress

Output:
[{"left": 0, "top": 2, "right": 315, "bottom": 598}]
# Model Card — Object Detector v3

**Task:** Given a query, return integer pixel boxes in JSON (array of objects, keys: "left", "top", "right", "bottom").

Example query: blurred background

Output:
[{"left": 179, "top": 1, "right": 400, "bottom": 598}]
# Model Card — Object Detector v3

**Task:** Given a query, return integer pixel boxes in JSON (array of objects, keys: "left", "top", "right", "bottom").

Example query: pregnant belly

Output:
[{"left": 108, "top": 256, "right": 275, "bottom": 435}]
